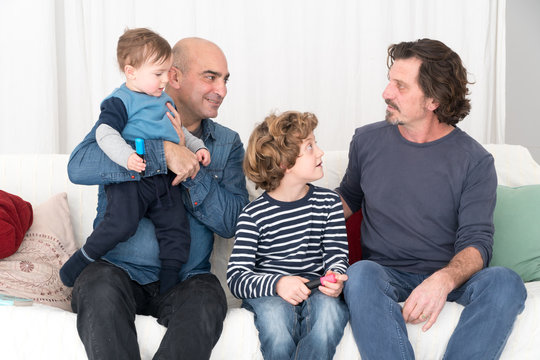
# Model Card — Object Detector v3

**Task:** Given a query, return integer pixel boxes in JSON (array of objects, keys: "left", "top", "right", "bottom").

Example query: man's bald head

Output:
[{"left": 172, "top": 37, "right": 224, "bottom": 73}]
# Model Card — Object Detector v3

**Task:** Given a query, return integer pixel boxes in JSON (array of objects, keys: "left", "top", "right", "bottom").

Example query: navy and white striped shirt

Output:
[{"left": 227, "top": 184, "right": 349, "bottom": 299}]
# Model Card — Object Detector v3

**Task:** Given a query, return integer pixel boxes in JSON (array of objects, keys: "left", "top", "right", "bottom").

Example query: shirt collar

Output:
[{"left": 201, "top": 118, "right": 216, "bottom": 142}]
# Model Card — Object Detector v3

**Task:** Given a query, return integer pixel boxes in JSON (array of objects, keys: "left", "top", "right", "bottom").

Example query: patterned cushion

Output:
[{"left": 0, "top": 192, "right": 77, "bottom": 311}]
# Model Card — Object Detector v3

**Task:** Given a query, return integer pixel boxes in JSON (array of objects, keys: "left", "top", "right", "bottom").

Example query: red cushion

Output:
[
  {"left": 346, "top": 210, "right": 363, "bottom": 264},
  {"left": 0, "top": 190, "right": 33, "bottom": 259}
]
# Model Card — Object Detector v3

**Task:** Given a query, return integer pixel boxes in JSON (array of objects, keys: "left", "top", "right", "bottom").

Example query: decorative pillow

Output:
[
  {"left": 346, "top": 210, "right": 363, "bottom": 265},
  {"left": 0, "top": 190, "right": 33, "bottom": 258},
  {"left": 490, "top": 185, "right": 540, "bottom": 282},
  {"left": 0, "top": 192, "right": 78, "bottom": 311}
]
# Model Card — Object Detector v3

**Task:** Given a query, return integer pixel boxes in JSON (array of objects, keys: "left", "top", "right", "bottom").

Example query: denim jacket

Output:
[{"left": 67, "top": 118, "right": 249, "bottom": 284}]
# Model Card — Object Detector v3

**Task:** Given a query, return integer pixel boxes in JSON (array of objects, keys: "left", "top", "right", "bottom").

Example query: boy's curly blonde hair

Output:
[{"left": 244, "top": 111, "right": 318, "bottom": 192}]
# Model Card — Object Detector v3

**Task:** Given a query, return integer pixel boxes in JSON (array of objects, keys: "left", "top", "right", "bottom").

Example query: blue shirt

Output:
[
  {"left": 99, "top": 83, "right": 180, "bottom": 143},
  {"left": 337, "top": 121, "right": 497, "bottom": 274},
  {"left": 68, "top": 118, "right": 249, "bottom": 284}
]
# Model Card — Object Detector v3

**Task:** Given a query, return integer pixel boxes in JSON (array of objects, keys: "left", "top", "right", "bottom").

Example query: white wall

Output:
[
  {"left": 0, "top": 1, "right": 506, "bottom": 156},
  {"left": 506, "top": 0, "right": 540, "bottom": 163}
]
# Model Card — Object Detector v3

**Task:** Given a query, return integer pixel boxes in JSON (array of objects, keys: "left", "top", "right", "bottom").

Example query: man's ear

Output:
[
  {"left": 124, "top": 65, "right": 136, "bottom": 80},
  {"left": 426, "top": 98, "right": 439, "bottom": 112},
  {"left": 168, "top": 66, "right": 182, "bottom": 89}
]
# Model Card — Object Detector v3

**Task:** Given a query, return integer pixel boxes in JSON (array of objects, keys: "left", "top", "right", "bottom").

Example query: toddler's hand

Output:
[
  {"left": 318, "top": 270, "right": 348, "bottom": 298},
  {"left": 196, "top": 148, "right": 211, "bottom": 166},
  {"left": 276, "top": 275, "right": 311, "bottom": 305},
  {"left": 127, "top": 152, "right": 146, "bottom": 172}
]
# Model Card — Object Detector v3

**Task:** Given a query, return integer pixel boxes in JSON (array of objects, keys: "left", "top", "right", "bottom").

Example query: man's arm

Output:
[
  {"left": 67, "top": 134, "right": 171, "bottom": 185},
  {"left": 402, "top": 153, "right": 497, "bottom": 332},
  {"left": 339, "top": 195, "right": 353, "bottom": 219},
  {"left": 336, "top": 132, "right": 364, "bottom": 219},
  {"left": 402, "top": 246, "right": 483, "bottom": 332},
  {"left": 181, "top": 132, "right": 249, "bottom": 238}
]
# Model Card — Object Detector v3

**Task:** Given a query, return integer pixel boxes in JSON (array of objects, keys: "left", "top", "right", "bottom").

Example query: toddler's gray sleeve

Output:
[
  {"left": 183, "top": 126, "right": 207, "bottom": 153},
  {"left": 95, "top": 123, "right": 134, "bottom": 170}
]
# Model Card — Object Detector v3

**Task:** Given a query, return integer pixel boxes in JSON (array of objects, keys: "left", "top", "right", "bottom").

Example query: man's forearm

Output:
[
  {"left": 435, "top": 246, "right": 484, "bottom": 290},
  {"left": 68, "top": 135, "right": 167, "bottom": 185},
  {"left": 182, "top": 136, "right": 249, "bottom": 238}
]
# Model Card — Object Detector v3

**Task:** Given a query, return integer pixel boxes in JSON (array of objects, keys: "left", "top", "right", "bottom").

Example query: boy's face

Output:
[
  {"left": 287, "top": 132, "right": 324, "bottom": 183},
  {"left": 126, "top": 56, "right": 173, "bottom": 97}
]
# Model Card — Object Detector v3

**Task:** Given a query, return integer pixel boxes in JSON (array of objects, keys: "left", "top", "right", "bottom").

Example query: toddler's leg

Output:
[
  {"left": 60, "top": 181, "right": 146, "bottom": 287},
  {"left": 59, "top": 248, "right": 94, "bottom": 287},
  {"left": 147, "top": 182, "right": 190, "bottom": 294}
]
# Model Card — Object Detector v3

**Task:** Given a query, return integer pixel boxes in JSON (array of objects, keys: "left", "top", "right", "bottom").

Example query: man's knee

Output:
[
  {"left": 344, "top": 260, "right": 384, "bottom": 297},
  {"left": 72, "top": 261, "right": 134, "bottom": 313},
  {"left": 157, "top": 273, "right": 227, "bottom": 328},
  {"left": 477, "top": 267, "right": 527, "bottom": 306}
]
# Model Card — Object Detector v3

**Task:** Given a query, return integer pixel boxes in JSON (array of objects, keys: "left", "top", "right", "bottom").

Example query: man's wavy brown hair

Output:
[
  {"left": 244, "top": 111, "right": 318, "bottom": 192},
  {"left": 387, "top": 38, "right": 472, "bottom": 126}
]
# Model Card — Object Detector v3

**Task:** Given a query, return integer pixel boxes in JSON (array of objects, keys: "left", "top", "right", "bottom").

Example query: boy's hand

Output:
[
  {"left": 318, "top": 270, "right": 348, "bottom": 298},
  {"left": 276, "top": 276, "right": 311, "bottom": 305},
  {"left": 127, "top": 153, "right": 146, "bottom": 172},
  {"left": 196, "top": 148, "right": 211, "bottom": 166}
]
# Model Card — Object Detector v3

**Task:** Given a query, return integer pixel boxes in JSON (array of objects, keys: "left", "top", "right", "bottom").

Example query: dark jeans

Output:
[
  {"left": 93, "top": 174, "right": 191, "bottom": 267},
  {"left": 71, "top": 261, "right": 227, "bottom": 360}
]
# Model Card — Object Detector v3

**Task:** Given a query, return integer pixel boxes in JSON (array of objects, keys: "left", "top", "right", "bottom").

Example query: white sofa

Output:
[{"left": 1, "top": 145, "right": 540, "bottom": 359}]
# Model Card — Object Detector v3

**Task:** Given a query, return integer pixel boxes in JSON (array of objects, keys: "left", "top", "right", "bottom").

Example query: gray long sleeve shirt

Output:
[{"left": 337, "top": 121, "right": 497, "bottom": 274}]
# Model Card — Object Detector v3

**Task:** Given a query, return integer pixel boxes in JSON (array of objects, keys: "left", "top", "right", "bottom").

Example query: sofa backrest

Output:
[
  {"left": 0, "top": 154, "right": 97, "bottom": 248},
  {"left": 1, "top": 144, "right": 539, "bottom": 249}
]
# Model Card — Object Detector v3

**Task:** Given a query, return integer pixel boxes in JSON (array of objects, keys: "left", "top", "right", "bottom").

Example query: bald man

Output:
[{"left": 68, "top": 37, "right": 249, "bottom": 360}]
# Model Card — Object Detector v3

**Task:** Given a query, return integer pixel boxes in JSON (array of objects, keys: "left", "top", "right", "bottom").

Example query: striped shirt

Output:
[{"left": 227, "top": 184, "right": 349, "bottom": 299}]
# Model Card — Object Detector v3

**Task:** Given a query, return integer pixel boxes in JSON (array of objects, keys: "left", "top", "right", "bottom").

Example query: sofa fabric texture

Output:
[{"left": 0, "top": 146, "right": 539, "bottom": 359}]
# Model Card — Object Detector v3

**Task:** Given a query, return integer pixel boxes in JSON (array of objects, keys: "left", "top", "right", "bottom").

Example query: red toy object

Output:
[{"left": 306, "top": 273, "right": 337, "bottom": 290}]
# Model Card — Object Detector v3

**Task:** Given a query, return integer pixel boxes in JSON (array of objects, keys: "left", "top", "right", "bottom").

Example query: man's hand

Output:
[
  {"left": 318, "top": 270, "right": 348, "bottom": 297},
  {"left": 402, "top": 247, "right": 484, "bottom": 332},
  {"left": 164, "top": 102, "right": 200, "bottom": 185},
  {"left": 164, "top": 141, "right": 200, "bottom": 185},
  {"left": 166, "top": 102, "right": 186, "bottom": 146},
  {"left": 276, "top": 276, "right": 311, "bottom": 305},
  {"left": 401, "top": 271, "right": 453, "bottom": 332}
]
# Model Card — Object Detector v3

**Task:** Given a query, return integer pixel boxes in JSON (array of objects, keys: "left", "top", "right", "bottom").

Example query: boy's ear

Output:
[
  {"left": 281, "top": 163, "right": 291, "bottom": 173},
  {"left": 124, "top": 65, "right": 136, "bottom": 79},
  {"left": 168, "top": 66, "right": 182, "bottom": 89}
]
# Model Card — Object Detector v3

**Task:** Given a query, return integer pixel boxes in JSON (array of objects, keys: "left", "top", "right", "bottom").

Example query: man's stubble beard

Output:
[{"left": 385, "top": 111, "right": 404, "bottom": 126}]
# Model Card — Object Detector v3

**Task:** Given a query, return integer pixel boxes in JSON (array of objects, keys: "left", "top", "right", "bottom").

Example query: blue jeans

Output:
[
  {"left": 344, "top": 260, "right": 526, "bottom": 360},
  {"left": 243, "top": 291, "right": 348, "bottom": 360}
]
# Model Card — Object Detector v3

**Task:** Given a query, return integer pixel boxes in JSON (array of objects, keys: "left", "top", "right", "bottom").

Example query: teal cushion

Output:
[{"left": 490, "top": 185, "right": 540, "bottom": 282}]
